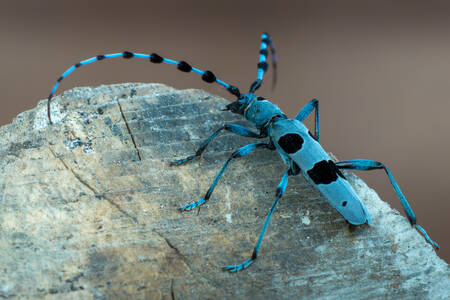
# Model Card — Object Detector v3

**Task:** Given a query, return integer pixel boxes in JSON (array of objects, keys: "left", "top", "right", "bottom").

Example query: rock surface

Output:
[{"left": 0, "top": 83, "right": 448, "bottom": 299}]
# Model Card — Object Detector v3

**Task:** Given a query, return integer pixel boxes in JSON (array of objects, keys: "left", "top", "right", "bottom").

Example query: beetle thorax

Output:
[{"left": 244, "top": 97, "right": 285, "bottom": 128}]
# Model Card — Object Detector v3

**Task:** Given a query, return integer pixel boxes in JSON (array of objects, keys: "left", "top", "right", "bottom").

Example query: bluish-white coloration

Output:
[
  {"left": 45, "top": 33, "right": 438, "bottom": 273},
  {"left": 269, "top": 118, "right": 371, "bottom": 225}
]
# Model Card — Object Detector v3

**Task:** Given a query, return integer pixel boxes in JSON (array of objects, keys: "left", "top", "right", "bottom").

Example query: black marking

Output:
[
  {"left": 231, "top": 149, "right": 243, "bottom": 158},
  {"left": 122, "top": 51, "right": 134, "bottom": 59},
  {"left": 227, "top": 85, "right": 241, "bottom": 97},
  {"left": 57, "top": 76, "right": 63, "bottom": 82},
  {"left": 347, "top": 222, "right": 357, "bottom": 232},
  {"left": 308, "top": 130, "right": 318, "bottom": 141},
  {"left": 202, "top": 70, "right": 216, "bottom": 83},
  {"left": 249, "top": 80, "right": 262, "bottom": 93},
  {"left": 177, "top": 61, "right": 192, "bottom": 72},
  {"left": 336, "top": 168, "right": 346, "bottom": 180},
  {"left": 276, "top": 187, "right": 283, "bottom": 198},
  {"left": 251, "top": 249, "right": 257, "bottom": 260},
  {"left": 75, "top": 62, "right": 81, "bottom": 68},
  {"left": 257, "top": 62, "right": 268, "bottom": 71},
  {"left": 289, "top": 161, "right": 301, "bottom": 176},
  {"left": 97, "top": 55, "right": 105, "bottom": 60},
  {"left": 205, "top": 185, "right": 215, "bottom": 200},
  {"left": 150, "top": 53, "right": 163, "bottom": 63},
  {"left": 250, "top": 81, "right": 262, "bottom": 93},
  {"left": 48, "top": 93, "right": 53, "bottom": 100},
  {"left": 307, "top": 160, "right": 345, "bottom": 185},
  {"left": 338, "top": 161, "right": 383, "bottom": 171},
  {"left": 342, "top": 201, "right": 347, "bottom": 207},
  {"left": 277, "top": 133, "right": 304, "bottom": 154},
  {"left": 259, "top": 49, "right": 268, "bottom": 56},
  {"left": 266, "top": 139, "right": 275, "bottom": 150},
  {"left": 262, "top": 38, "right": 270, "bottom": 45},
  {"left": 257, "top": 96, "right": 265, "bottom": 101}
]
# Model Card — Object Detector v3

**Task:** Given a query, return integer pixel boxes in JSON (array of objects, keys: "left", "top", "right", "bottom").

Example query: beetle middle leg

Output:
[
  {"left": 170, "top": 124, "right": 266, "bottom": 166},
  {"left": 179, "top": 142, "right": 269, "bottom": 211}
]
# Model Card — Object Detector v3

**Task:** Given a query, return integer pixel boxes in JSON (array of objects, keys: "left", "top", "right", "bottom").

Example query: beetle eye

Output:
[{"left": 224, "top": 101, "right": 242, "bottom": 113}]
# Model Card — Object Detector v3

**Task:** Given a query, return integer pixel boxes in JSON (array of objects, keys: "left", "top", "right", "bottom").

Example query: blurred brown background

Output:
[{"left": 1, "top": 0, "right": 448, "bottom": 262}]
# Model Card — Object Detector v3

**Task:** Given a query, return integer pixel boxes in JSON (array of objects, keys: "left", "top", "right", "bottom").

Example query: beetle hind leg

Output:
[
  {"left": 223, "top": 170, "right": 289, "bottom": 272},
  {"left": 336, "top": 159, "right": 439, "bottom": 249}
]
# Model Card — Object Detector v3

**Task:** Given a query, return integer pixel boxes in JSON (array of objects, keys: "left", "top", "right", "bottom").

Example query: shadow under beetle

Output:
[{"left": 46, "top": 33, "right": 439, "bottom": 272}]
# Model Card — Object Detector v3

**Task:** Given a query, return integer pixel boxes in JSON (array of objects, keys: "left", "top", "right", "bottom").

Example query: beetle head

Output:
[{"left": 222, "top": 93, "right": 256, "bottom": 115}]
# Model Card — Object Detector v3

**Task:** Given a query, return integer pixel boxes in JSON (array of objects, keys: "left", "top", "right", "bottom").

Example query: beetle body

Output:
[
  {"left": 232, "top": 93, "right": 372, "bottom": 225},
  {"left": 269, "top": 118, "right": 372, "bottom": 225}
]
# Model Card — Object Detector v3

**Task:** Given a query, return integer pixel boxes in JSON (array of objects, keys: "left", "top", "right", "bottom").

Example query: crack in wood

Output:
[
  {"left": 170, "top": 279, "right": 175, "bottom": 300},
  {"left": 152, "top": 230, "right": 217, "bottom": 292},
  {"left": 153, "top": 229, "right": 220, "bottom": 292},
  {"left": 154, "top": 230, "right": 185, "bottom": 259},
  {"left": 117, "top": 100, "right": 142, "bottom": 161},
  {"left": 48, "top": 147, "right": 138, "bottom": 224},
  {"left": 153, "top": 229, "right": 200, "bottom": 276}
]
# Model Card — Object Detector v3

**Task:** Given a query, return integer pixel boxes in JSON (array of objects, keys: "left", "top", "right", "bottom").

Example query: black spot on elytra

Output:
[
  {"left": 342, "top": 201, "right": 347, "bottom": 207},
  {"left": 307, "top": 160, "right": 346, "bottom": 185},
  {"left": 278, "top": 133, "right": 304, "bottom": 154}
]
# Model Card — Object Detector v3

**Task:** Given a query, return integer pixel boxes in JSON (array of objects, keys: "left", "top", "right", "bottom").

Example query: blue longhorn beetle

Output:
[{"left": 46, "top": 33, "right": 439, "bottom": 272}]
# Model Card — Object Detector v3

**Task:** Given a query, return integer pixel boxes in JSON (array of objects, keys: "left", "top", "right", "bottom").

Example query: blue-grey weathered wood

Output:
[{"left": 0, "top": 83, "right": 448, "bottom": 299}]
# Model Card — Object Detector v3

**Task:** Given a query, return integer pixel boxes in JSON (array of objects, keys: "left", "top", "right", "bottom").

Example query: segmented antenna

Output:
[
  {"left": 250, "top": 32, "right": 278, "bottom": 93},
  {"left": 46, "top": 52, "right": 241, "bottom": 124}
]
